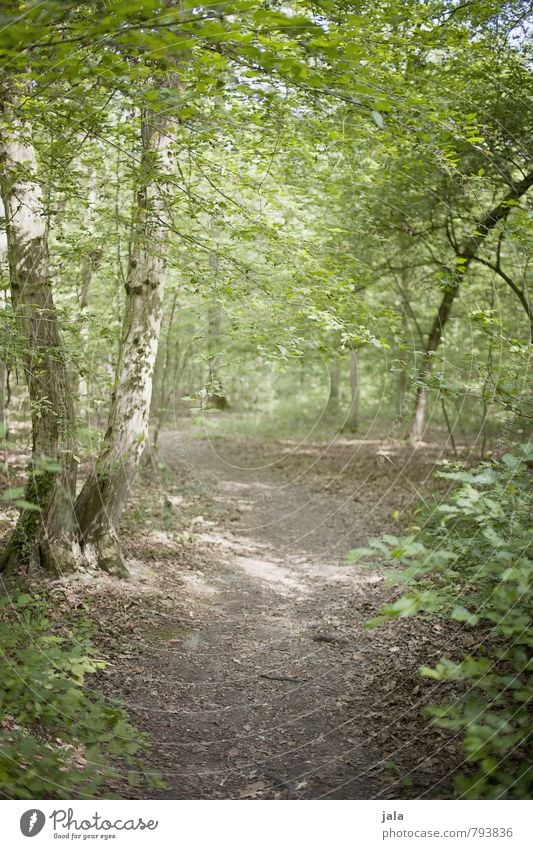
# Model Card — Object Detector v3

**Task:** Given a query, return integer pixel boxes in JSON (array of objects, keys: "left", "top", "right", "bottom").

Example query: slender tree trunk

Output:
[
  {"left": 410, "top": 285, "right": 456, "bottom": 443},
  {"left": 343, "top": 348, "right": 360, "bottom": 432},
  {"left": 76, "top": 174, "right": 101, "bottom": 415},
  {"left": 0, "top": 84, "right": 78, "bottom": 573},
  {"left": 326, "top": 354, "right": 340, "bottom": 416},
  {"left": 441, "top": 396, "right": 457, "bottom": 456},
  {"left": 74, "top": 100, "right": 175, "bottom": 576},
  {"left": 0, "top": 359, "right": 5, "bottom": 439},
  {"left": 409, "top": 171, "right": 533, "bottom": 443},
  {"left": 396, "top": 356, "right": 408, "bottom": 420},
  {"left": 76, "top": 252, "right": 95, "bottom": 410},
  {"left": 152, "top": 287, "right": 179, "bottom": 452},
  {"left": 480, "top": 282, "right": 496, "bottom": 460},
  {"left": 207, "top": 301, "right": 228, "bottom": 410},
  {"left": 395, "top": 306, "right": 410, "bottom": 421},
  {"left": 207, "top": 251, "right": 228, "bottom": 410},
  {"left": 0, "top": 286, "right": 8, "bottom": 439}
]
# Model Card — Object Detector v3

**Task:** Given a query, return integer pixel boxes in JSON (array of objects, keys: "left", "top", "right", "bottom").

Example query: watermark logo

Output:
[{"left": 20, "top": 810, "right": 46, "bottom": 837}]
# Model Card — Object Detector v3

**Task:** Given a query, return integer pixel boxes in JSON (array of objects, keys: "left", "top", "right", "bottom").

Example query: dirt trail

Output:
[{"left": 107, "top": 430, "right": 464, "bottom": 799}]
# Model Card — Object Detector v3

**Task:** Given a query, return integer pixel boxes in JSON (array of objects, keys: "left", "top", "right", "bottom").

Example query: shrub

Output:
[
  {"left": 348, "top": 445, "right": 532, "bottom": 799},
  {"left": 0, "top": 593, "right": 160, "bottom": 798}
]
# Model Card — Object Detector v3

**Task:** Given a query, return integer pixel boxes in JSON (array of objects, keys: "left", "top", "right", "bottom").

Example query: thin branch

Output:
[{"left": 470, "top": 254, "right": 532, "bottom": 339}]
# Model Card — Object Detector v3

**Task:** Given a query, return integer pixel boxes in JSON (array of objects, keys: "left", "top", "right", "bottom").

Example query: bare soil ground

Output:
[
  {"left": 101, "top": 428, "right": 474, "bottom": 799},
  {"left": 2, "top": 427, "right": 476, "bottom": 798}
]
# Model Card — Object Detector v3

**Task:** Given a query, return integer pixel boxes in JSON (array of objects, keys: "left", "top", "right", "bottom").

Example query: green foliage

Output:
[
  {"left": 348, "top": 446, "right": 533, "bottom": 798},
  {"left": 0, "top": 594, "right": 160, "bottom": 799}
]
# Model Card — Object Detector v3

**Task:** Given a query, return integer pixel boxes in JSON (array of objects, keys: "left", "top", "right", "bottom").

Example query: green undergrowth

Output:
[
  {"left": 349, "top": 444, "right": 532, "bottom": 799},
  {"left": 0, "top": 592, "right": 163, "bottom": 799}
]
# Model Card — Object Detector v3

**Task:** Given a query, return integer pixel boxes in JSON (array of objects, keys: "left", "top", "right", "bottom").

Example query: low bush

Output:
[
  {"left": 0, "top": 593, "right": 160, "bottom": 798},
  {"left": 349, "top": 445, "right": 532, "bottom": 798}
]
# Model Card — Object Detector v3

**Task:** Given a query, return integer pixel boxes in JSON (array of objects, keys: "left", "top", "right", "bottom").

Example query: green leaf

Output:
[{"left": 451, "top": 606, "right": 479, "bottom": 625}]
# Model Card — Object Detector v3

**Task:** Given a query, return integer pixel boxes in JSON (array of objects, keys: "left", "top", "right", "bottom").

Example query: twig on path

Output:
[{"left": 259, "top": 672, "right": 308, "bottom": 683}]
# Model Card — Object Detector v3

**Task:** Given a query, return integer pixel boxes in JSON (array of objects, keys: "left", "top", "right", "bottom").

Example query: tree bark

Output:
[
  {"left": 409, "top": 171, "right": 533, "bottom": 443},
  {"left": 0, "top": 83, "right": 78, "bottom": 572},
  {"left": 74, "top": 99, "right": 175, "bottom": 576}
]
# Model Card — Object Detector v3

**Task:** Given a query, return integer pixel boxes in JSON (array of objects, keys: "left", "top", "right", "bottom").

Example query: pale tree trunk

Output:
[
  {"left": 0, "top": 84, "right": 78, "bottom": 573},
  {"left": 409, "top": 171, "right": 533, "bottom": 443},
  {"left": 395, "top": 307, "right": 410, "bottom": 421},
  {"left": 396, "top": 354, "right": 408, "bottom": 420},
  {"left": 410, "top": 384, "right": 428, "bottom": 443},
  {"left": 343, "top": 348, "right": 360, "bottom": 432},
  {"left": 74, "top": 100, "right": 175, "bottom": 576},
  {"left": 410, "top": 285, "right": 455, "bottom": 443}
]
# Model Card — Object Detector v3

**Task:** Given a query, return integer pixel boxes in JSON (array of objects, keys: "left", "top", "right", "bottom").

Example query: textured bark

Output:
[
  {"left": 74, "top": 101, "right": 175, "bottom": 575},
  {"left": 409, "top": 171, "right": 533, "bottom": 443},
  {"left": 0, "top": 84, "right": 78, "bottom": 572}
]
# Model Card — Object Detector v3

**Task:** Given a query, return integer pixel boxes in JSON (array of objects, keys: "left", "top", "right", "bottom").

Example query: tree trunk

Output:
[
  {"left": 74, "top": 100, "right": 175, "bottom": 576},
  {"left": 0, "top": 359, "right": 5, "bottom": 439},
  {"left": 343, "top": 348, "right": 359, "bottom": 432},
  {"left": 410, "top": 285, "right": 456, "bottom": 443},
  {"left": 409, "top": 171, "right": 533, "bottom": 443},
  {"left": 0, "top": 84, "right": 78, "bottom": 573},
  {"left": 326, "top": 354, "right": 340, "bottom": 416},
  {"left": 410, "top": 384, "right": 428, "bottom": 444},
  {"left": 207, "top": 252, "right": 228, "bottom": 410},
  {"left": 0, "top": 286, "right": 8, "bottom": 440},
  {"left": 76, "top": 174, "right": 101, "bottom": 416},
  {"left": 395, "top": 305, "right": 410, "bottom": 421},
  {"left": 396, "top": 353, "right": 408, "bottom": 420},
  {"left": 152, "top": 287, "right": 179, "bottom": 452},
  {"left": 207, "top": 302, "right": 228, "bottom": 410}
]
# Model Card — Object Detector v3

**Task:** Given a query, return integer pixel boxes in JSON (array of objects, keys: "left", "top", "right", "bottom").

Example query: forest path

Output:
[{"left": 110, "top": 428, "right": 460, "bottom": 799}]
